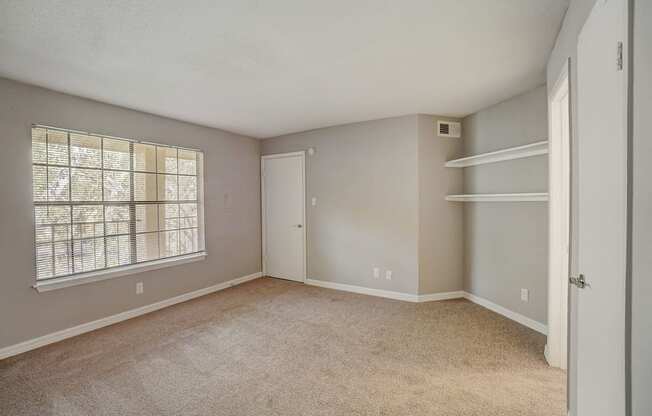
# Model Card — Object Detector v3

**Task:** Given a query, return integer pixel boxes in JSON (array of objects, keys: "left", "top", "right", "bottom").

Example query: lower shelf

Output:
[{"left": 445, "top": 193, "right": 549, "bottom": 202}]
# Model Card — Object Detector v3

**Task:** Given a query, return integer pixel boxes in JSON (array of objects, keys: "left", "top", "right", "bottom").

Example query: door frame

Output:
[
  {"left": 546, "top": 59, "right": 571, "bottom": 370},
  {"left": 261, "top": 151, "right": 307, "bottom": 282}
]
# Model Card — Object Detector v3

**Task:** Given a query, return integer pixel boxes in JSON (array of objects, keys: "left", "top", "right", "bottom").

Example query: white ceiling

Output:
[{"left": 0, "top": 1, "right": 568, "bottom": 138}]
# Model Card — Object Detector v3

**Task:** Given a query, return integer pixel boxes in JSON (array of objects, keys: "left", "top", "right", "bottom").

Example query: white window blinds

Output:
[{"left": 31, "top": 126, "right": 205, "bottom": 281}]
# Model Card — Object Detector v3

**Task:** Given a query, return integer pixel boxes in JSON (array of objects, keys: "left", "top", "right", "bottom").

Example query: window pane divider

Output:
[
  {"left": 67, "top": 131, "right": 74, "bottom": 276},
  {"left": 128, "top": 142, "right": 137, "bottom": 263},
  {"left": 101, "top": 137, "right": 108, "bottom": 270}
]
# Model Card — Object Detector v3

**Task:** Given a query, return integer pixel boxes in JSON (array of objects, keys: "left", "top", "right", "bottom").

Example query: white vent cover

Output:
[{"left": 436, "top": 120, "right": 461, "bottom": 138}]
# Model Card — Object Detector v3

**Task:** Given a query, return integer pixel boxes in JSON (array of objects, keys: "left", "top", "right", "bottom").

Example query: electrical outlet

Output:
[
  {"left": 521, "top": 288, "right": 529, "bottom": 302},
  {"left": 311, "top": 197, "right": 317, "bottom": 206},
  {"left": 373, "top": 267, "right": 380, "bottom": 278},
  {"left": 136, "top": 282, "right": 144, "bottom": 295},
  {"left": 385, "top": 270, "right": 392, "bottom": 280}
]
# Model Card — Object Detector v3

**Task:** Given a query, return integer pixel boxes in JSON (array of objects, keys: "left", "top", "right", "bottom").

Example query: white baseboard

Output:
[
  {"left": 2, "top": 275, "right": 547, "bottom": 361},
  {"left": 303, "top": 280, "right": 546, "bottom": 336},
  {"left": 463, "top": 291, "right": 548, "bottom": 335},
  {"left": 544, "top": 343, "right": 551, "bottom": 364},
  {"left": 0, "top": 272, "right": 263, "bottom": 361},
  {"left": 417, "top": 291, "right": 466, "bottom": 302},
  {"left": 306, "top": 280, "right": 548, "bottom": 335},
  {"left": 305, "top": 278, "right": 419, "bottom": 302},
  {"left": 305, "top": 278, "right": 465, "bottom": 303}
]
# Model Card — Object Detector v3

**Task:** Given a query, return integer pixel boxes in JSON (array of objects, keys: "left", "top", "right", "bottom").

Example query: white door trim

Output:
[
  {"left": 547, "top": 59, "right": 571, "bottom": 370},
  {"left": 261, "top": 151, "right": 307, "bottom": 282}
]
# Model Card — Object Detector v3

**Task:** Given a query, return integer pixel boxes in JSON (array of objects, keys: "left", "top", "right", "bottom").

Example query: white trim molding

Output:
[
  {"left": 445, "top": 140, "right": 548, "bottom": 168},
  {"left": 5, "top": 275, "right": 548, "bottom": 361},
  {"left": 34, "top": 252, "right": 207, "bottom": 292},
  {"left": 305, "top": 279, "right": 464, "bottom": 303},
  {"left": 416, "top": 291, "right": 466, "bottom": 302},
  {"left": 305, "top": 279, "right": 419, "bottom": 302},
  {"left": 544, "top": 343, "right": 552, "bottom": 364},
  {"left": 546, "top": 57, "right": 571, "bottom": 370},
  {"left": 463, "top": 292, "right": 548, "bottom": 335},
  {"left": 0, "top": 271, "right": 262, "bottom": 360},
  {"left": 304, "top": 280, "right": 547, "bottom": 335}
]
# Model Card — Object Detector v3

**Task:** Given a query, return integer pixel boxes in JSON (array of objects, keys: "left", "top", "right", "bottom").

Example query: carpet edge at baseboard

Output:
[
  {"left": 0, "top": 271, "right": 263, "bottom": 360},
  {"left": 303, "top": 278, "right": 547, "bottom": 334}
]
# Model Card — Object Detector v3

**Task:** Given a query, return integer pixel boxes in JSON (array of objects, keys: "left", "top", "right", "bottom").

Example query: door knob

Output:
[{"left": 294, "top": 224, "right": 303, "bottom": 228}]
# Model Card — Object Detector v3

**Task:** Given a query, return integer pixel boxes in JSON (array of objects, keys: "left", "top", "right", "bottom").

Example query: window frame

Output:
[{"left": 30, "top": 124, "right": 207, "bottom": 292}]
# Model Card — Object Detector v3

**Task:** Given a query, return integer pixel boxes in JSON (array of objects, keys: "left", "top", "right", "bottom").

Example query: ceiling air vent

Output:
[{"left": 437, "top": 120, "right": 461, "bottom": 138}]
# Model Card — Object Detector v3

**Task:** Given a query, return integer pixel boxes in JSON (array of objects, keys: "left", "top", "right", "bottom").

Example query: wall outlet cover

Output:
[
  {"left": 520, "top": 288, "right": 529, "bottom": 302},
  {"left": 373, "top": 267, "right": 380, "bottom": 278},
  {"left": 385, "top": 270, "right": 392, "bottom": 280}
]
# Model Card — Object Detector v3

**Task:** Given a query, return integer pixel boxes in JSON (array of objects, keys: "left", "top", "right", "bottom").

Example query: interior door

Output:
[
  {"left": 262, "top": 152, "right": 306, "bottom": 282},
  {"left": 575, "top": 0, "right": 628, "bottom": 414}
]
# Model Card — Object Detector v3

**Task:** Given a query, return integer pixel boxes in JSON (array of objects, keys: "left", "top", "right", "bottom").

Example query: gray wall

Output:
[
  {"left": 417, "top": 115, "right": 464, "bottom": 294},
  {"left": 462, "top": 86, "right": 549, "bottom": 325},
  {"left": 0, "top": 77, "right": 262, "bottom": 350},
  {"left": 262, "top": 115, "right": 466, "bottom": 297},
  {"left": 631, "top": 1, "right": 651, "bottom": 414},
  {"left": 261, "top": 116, "right": 420, "bottom": 294}
]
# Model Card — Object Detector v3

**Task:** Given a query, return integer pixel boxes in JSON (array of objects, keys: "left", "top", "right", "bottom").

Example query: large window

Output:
[{"left": 31, "top": 126, "right": 205, "bottom": 282}]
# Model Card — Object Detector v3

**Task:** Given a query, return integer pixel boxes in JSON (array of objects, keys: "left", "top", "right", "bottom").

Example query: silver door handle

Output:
[{"left": 569, "top": 274, "right": 589, "bottom": 289}]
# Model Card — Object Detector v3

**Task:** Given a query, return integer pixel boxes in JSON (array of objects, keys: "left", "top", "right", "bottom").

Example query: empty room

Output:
[{"left": 0, "top": 1, "right": 649, "bottom": 415}]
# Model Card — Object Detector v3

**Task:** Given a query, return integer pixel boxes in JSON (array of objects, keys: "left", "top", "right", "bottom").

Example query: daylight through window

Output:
[{"left": 31, "top": 126, "right": 205, "bottom": 281}]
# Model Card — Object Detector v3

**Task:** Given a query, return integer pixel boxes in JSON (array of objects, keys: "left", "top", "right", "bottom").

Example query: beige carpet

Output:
[{"left": 0, "top": 277, "right": 566, "bottom": 416}]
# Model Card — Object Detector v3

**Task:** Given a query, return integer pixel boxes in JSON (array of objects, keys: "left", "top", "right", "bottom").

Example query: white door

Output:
[
  {"left": 262, "top": 152, "right": 306, "bottom": 282},
  {"left": 575, "top": 0, "right": 628, "bottom": 414}
]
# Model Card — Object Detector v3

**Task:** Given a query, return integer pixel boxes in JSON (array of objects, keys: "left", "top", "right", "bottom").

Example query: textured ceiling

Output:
[{"left": 0, "top": 0, "right": 568, "bottom": 138}]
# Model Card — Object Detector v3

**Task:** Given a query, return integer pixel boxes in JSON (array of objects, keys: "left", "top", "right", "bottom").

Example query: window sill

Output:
[{"left": 33, "top": 252, "right": 207, "bottom": 293}]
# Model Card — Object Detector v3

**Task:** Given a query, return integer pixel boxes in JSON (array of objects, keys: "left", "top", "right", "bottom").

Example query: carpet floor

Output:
[{"left": 0, "top": 277, "right": 566, "bottom": 416}]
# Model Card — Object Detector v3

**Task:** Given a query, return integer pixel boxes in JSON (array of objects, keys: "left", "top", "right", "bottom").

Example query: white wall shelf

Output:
[
  {"left": 445, "top": 140, "right": 548, "bottom": 168},
  {"left": 445, "top": 193, "right": 549, "bottom": 202}
]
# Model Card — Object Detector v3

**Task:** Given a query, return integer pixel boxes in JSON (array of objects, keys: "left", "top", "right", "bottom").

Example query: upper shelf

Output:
[{"left": 445, "top": 140, "right": 548, "bottom": 168}]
